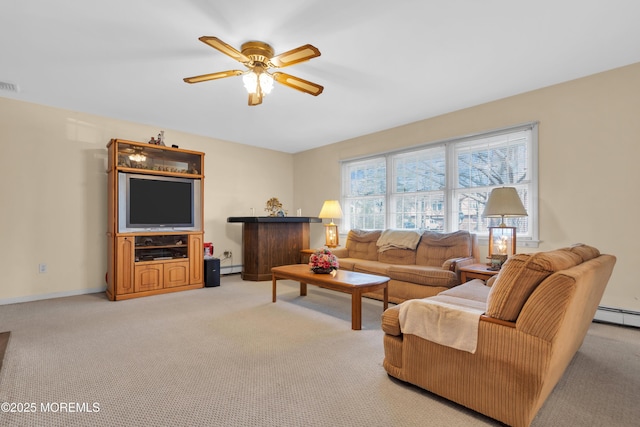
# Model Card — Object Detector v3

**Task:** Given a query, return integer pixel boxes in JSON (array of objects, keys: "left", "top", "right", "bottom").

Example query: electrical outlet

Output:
[
  {"left": 38, "top": 263, "right": 47, "bottom": 274},
  {"left": 223, "top": 251, "right": 232, "bottom": 259}
]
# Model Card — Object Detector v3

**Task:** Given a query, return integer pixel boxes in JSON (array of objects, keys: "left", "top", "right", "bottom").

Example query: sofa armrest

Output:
[
  {"left": 381, "top": 305, "right": 402, "bottom": 336},
  {"left": 443, "top": 256, "right": 476, "bottom": 272},
  {"left": 383, "top": 305, "right": 515, "bottom": 337},
  {"left": 331, "top": 248, "right": 350, "bottom": 258},
  {"left": 486, "top": 275, "right": 498, "bottom": 287}
]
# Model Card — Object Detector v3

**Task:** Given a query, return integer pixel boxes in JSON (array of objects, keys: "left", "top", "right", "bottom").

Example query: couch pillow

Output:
[
  {"left": 415, "top": 231, "right": 472, "bottom": 267},
  {"left": 486, "top": 249, "right": 583, "bottom": 321},
  {"left": 345, "top": 230, "right": 381, "bottom": 261}
]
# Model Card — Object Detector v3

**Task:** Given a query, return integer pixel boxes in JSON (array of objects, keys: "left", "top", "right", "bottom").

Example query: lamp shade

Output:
[
  {"left": 482, "top": 187, "right": 527, "bottom": 223},
  {"left": 318, "top": 200, "right": 343, "bottom": 221}
]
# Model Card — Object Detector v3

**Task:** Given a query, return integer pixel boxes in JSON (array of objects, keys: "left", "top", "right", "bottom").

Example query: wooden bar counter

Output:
[{"left": 227, "top": 216, "right": 322, "bottom": 281}]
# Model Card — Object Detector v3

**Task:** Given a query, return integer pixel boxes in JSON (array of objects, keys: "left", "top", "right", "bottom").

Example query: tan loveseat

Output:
[
  {"left": 331, "top": 229, "right": 478, "bottom": 304},
  {"left": 381, "top": 244, "right": 616, "bottom": 427}
]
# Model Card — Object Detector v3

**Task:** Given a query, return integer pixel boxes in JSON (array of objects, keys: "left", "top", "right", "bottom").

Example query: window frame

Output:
[{"left": 340, "top": 122, "right": 539, "bottom": 248}]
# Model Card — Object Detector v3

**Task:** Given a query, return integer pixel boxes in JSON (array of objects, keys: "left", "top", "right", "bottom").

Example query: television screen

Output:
[
  {"left": 128, "top": 177, "right": 193, "bottom": 227},
  {"left": 118, "top": 172, "right": 201, "bottom": 232}
]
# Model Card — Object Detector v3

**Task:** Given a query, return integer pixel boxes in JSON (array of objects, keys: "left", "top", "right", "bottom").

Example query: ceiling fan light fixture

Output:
[
  {"left": 259, "top": 73, "right": 274, "bottom": 94},
  {"left": 184, "top": 36, "right": 323, "bottom": 105},
  {"left": 242, "top": 70, "right": 274, "bottom": 95},
  {"left": 242, "top": 71, "right": 258, "bottom": 94}
]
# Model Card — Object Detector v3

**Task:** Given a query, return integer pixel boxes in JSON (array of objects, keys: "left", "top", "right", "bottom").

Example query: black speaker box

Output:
[{"left": 204, "top": 258, "right": 220, "bottom": 287}]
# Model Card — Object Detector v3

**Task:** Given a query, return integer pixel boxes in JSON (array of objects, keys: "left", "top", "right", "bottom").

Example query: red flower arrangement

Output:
[{"left": 308, "top": 248, "right": 339, "bottom": 274}]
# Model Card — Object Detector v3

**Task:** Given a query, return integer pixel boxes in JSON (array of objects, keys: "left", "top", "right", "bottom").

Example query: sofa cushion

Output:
[
  {"left": 376, "top": 229, "right": 422, "bottom": 251},
  {"left": 568, "top": 243, "right": 600, "bottom": 263},
  {"left": 439, "top": 279, "right": 491, "bottom": 304},
  {"left": 336, "top": 258, "right": 356, "bottom": 271},
  {"left": 378, "top": 248, "right": 416, "bottom": 265},
  {"left": 387, "top": 264, "right": 458, "bottom": 287},
  {"left": 345, "top": 229, "right": 381, "bottom": 261},
  {"left": 415, "top": 231, "right": 472, "bottom": 267},
  {"left": 352, "top": 260, "right": 391, "bottom": 276},
  {"left": 486, "top": 249, "right": 583, "bottom": 321}
]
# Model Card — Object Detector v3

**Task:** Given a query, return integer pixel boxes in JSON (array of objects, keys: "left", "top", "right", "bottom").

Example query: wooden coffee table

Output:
[{"left": 271, "top": 264, "right": 390, "bottom": 330}]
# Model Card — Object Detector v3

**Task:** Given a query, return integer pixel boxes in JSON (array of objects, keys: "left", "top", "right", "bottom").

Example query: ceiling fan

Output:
[{"left": 183, "top": 36, "right": 324, "bottom": 106}]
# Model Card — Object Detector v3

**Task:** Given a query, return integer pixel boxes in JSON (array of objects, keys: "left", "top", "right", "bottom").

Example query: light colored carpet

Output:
[{"left": 0, "top": 275, "right": 638, "bottom": 426}]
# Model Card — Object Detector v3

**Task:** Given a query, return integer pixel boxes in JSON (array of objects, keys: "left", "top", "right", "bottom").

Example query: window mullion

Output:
[
  {"left": 445, "top": 142, "right": 456, "bottom": 232},
  {"left": 385, "top": 153, "right": 392, "bottom": 229}
]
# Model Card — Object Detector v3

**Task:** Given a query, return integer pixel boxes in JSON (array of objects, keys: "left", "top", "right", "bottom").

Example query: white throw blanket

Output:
[
  {"left": 376, "top": 229, "right": 422, "bottom": 252},
  {"left": 398, "top": 295, "right": 486, "bottom": 353}
]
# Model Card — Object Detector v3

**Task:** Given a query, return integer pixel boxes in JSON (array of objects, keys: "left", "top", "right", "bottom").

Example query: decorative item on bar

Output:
[
  {"left": 482, "top": 187, "right": 528, "bottom": 270},
  {"left": 318, "top": 200, "right": 343, "bottom": 248},
  {"left": 308, "top": 248, "right": 339, "bottom": 274},
  {"left": 265, "top": 197, "right": 287, "bottom": 217}
]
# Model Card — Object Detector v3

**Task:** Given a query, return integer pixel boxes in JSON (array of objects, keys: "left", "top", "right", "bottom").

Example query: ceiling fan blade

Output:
[
  {"left": 248, "top": 91, "right": 263, "bottom": 106},
  {"left": 183, "top": 70, "right": 243, "bottom": 84},
  {"left": 270, "top": 44, "right": 321, "bottom": 68},
  {"left": 199, "top": 36, "right": 252, "bottom": 64},
  {"left": 272, "top": 72, "right": 324, "bottom": 96}
]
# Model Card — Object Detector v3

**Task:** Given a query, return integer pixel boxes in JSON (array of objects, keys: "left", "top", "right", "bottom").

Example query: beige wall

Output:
[
  {"left": 0, "top": 98, "right": 294, "bottom": 302},
  {"left": 2, "top": 62, "right": 638, "bottom": 311},
  {"left": 295, "top": 62, "right": 640, "bottom": 312}
]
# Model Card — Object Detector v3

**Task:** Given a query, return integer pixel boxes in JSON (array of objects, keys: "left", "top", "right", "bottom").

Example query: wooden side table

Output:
[{"left": 460, "top": 264, "right": 500, "bottom": 283}]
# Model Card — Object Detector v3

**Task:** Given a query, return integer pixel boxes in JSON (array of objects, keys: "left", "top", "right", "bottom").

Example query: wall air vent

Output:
[{"left": 0, "top": 81, "right": 20, "bottom": 92}]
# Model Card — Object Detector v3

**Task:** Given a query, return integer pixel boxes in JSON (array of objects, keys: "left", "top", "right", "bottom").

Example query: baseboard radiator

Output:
[
  {"left": 594, "top": 306, "right": 640, "bottom": 328},
  {"left": 221, "top": 264, "right": 243, "bottom": 275}
]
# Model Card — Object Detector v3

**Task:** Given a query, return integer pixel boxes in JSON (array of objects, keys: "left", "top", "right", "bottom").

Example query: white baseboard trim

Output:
[
  {"left": 221, "top": 264, "right": 243, "bottom": 275},
  {"left": 594, "top": 306, "right": 640, "bottom": 328},
  {"left": 0, "top": 286, "right": 107, "bottom": 306},
  {"left": 0, "top": 267, "right": 245, "bottom": 306}
]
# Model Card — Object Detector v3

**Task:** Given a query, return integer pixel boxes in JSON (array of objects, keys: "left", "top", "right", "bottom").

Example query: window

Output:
[
  {"left": 390, "top": 146, "right": 445, "bottom": 230},
  {"left": 341, "top": 122, "right": 538, "bottom": 244},
  {"left": 342, "top": 157, "right": 386, "bottom": 230}
]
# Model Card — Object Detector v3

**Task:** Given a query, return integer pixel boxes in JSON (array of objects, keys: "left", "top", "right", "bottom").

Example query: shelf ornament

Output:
[{"left": 265, "top": 197, "right": 287, "bottom": 217}]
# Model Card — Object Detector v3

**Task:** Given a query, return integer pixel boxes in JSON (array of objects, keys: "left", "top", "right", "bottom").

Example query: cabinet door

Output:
[
  {"left": 189, "top": 234, "right": 203, "bottom": 285},
  {"left": 134, "top": 264, "right": 163, "bottom": 292},
  {"left": 115, "top": 236, "right": 135, "bottom": 295},
  {"left": 164, "top": 261, "right": 189, "bottom": 288}
]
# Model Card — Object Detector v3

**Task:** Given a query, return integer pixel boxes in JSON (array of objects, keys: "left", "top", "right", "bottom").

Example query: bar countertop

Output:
[{"left": 227, "top": 216, "right": 322, "bottom": 223}]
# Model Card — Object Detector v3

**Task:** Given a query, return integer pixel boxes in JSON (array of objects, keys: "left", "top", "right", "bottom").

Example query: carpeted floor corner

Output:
[{"left": 0, "top": 331, "right": 10, "bottom": 372}]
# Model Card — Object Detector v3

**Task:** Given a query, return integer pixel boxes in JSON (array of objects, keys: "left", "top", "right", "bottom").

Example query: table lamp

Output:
[
  {"left": 482, "top": 187, "right": 527, "bottom": 269},
  {"left": 318, "top": 200, "right": 343, "bottom": 248}
]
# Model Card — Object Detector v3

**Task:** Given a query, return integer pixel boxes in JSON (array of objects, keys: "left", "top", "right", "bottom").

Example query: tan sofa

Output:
[
  {"left": 381, "top": 244, "right": 616, "bottom": 427},
  {"left": 331, "top": 229, "right": 478, "bottom": 304}
]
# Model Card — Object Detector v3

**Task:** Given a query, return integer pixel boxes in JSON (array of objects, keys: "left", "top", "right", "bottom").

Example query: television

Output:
[{"left": 118, "top": 172, "right": 202, "bottom": 232}]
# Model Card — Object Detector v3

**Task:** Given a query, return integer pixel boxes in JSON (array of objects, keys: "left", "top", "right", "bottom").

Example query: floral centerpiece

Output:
[{"left": 308, "top": 248, "right": 339, "bottom": 274}]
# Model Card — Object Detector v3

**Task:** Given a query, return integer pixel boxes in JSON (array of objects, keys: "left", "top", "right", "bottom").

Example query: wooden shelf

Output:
[{"left": 106, "top": 139, "right": 205, "bottom": 300}]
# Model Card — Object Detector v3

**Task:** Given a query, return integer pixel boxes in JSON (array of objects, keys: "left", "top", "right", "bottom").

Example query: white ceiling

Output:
[{"left": 2, "top": 1, "right": 640, "bottom": 153}]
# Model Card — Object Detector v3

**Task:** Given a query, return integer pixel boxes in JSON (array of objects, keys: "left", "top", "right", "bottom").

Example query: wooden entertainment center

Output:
[{"left": 106, "top": 139, "right": 205, "bottom": 300}]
